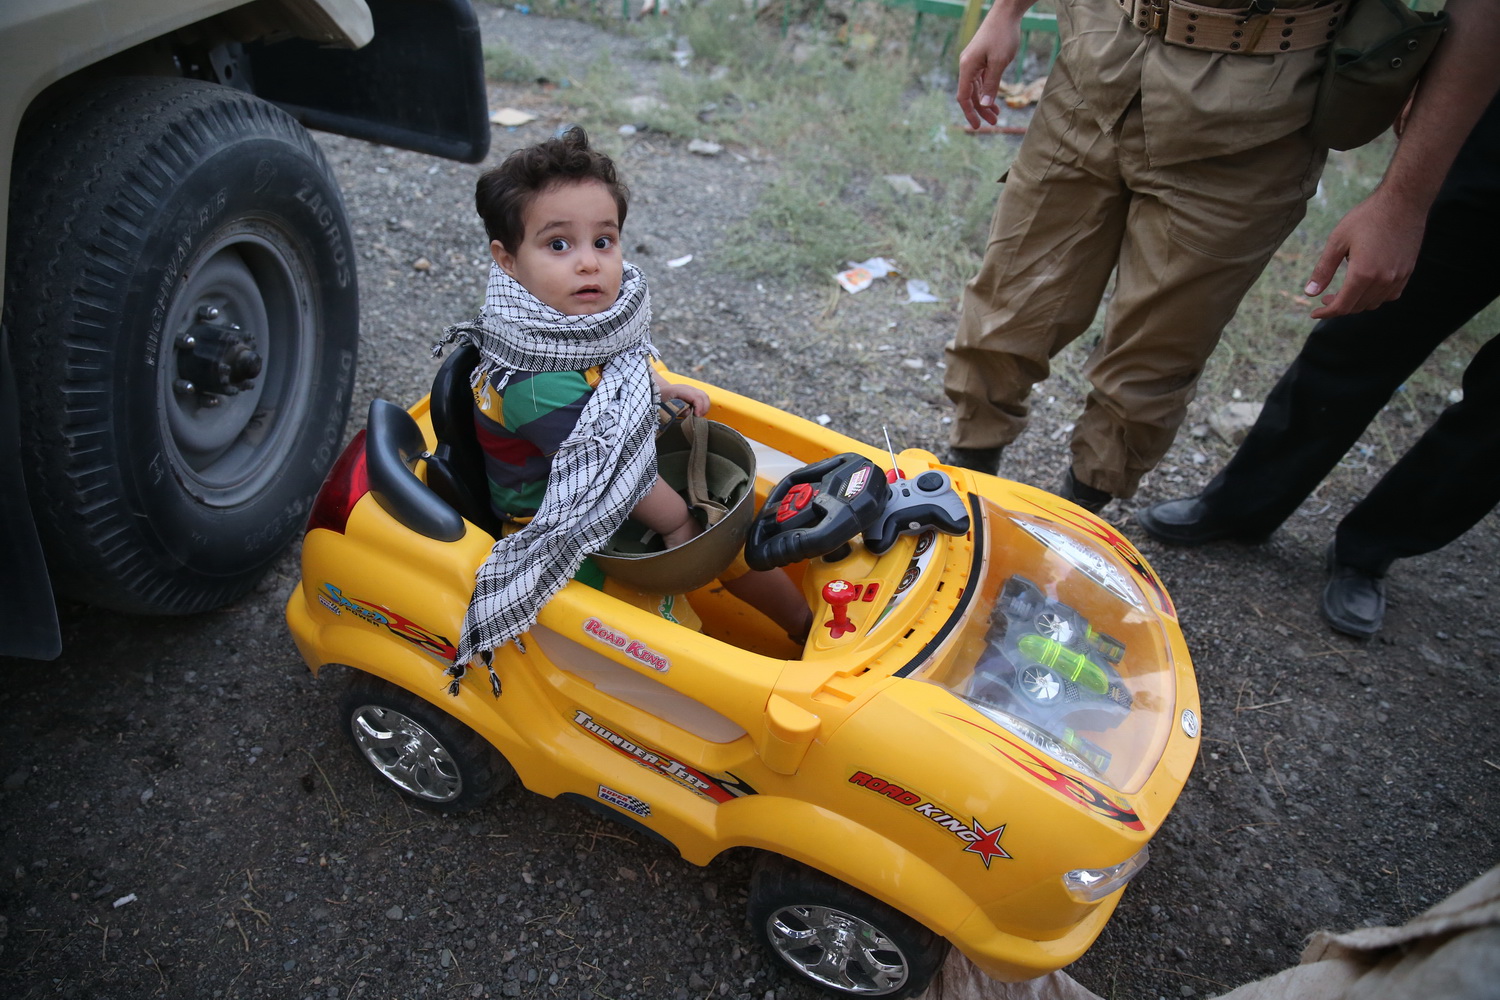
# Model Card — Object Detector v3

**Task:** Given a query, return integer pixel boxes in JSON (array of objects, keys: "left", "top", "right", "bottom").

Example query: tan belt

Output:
[{"left": 1116, "top": 0, "right": 1346, "bottom": 55}]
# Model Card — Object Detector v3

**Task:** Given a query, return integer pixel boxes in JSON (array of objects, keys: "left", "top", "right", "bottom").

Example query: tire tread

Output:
[{"left": 5, "top": 76, "right": 354, "bottom": 613}]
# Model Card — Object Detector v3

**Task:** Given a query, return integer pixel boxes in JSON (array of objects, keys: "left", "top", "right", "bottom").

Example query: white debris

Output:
[
  {"left": 835, "top": 257, "right": 899, "bottom": 293},
  {"left": 884, "top": 174, "right": 926, "bottom": 195},
  {"left": 489, "top": 108, "right": 537, "bottom": 127},
  {"left": 905, "top": 279, "right": 939, "bottom": 303}
]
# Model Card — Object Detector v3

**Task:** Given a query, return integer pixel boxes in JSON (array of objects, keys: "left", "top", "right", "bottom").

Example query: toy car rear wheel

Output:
[
  {"left": 747, "top": 854, "right": 948, "bottom": 999},
  {"left": 339, "top": 674, "right": 514, "bottom": 812}
]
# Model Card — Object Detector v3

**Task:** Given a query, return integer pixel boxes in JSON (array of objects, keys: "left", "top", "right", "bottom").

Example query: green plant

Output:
[
  {"left": 483, "top": 42, "right": 543, "bottom": 83},
  {"left": 721, "top": 160, "right": 872, "bottom": 281}
]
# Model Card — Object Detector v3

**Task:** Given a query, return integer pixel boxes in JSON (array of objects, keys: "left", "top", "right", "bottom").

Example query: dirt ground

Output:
[{"left": 2, "top": 7, "right": 1496, "bottom": 1000}]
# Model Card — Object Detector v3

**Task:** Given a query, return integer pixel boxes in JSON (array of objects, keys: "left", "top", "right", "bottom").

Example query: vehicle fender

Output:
[
  {"left": 288, "top": 594, "right": 427, "bottom": 687},
  {"left": 713, "top": 797, "right": 978, "bottom": 939},
  {"left": 290, "top": 596, "right": 520, "bottom": 729},
  {"left": 1, "top": 0, "right": 482, "bottom": 273},
  {"left": 287, "top": 582, "right": 531, "bottom": 744},
  {"left": 0, "top": 0, "right": 372, "bottom": 142},
  {"left": 254, "top": 0, "right": 375, "bottom": 46}
]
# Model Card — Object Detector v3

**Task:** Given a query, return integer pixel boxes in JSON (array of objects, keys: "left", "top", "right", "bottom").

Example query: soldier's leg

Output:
[
  {"left": 1070, "top": 117, "right": 1326, "bottom": 499},
  {"left": 1196, "top": 271, "right": 1498, "bottom": 536},
  {"left": 944, "top": 53, "right": 1128, "bottom": 456}
]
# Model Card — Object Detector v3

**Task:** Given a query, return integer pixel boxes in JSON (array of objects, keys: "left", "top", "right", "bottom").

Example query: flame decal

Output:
[{"left": 942, "top": 713, "right": 1145, "bottom": 831}]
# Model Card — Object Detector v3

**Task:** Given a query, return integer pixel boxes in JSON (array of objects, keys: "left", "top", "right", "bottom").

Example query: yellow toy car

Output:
[{"left": 285, "top": 348, "right": 1201, "bottom": 999}]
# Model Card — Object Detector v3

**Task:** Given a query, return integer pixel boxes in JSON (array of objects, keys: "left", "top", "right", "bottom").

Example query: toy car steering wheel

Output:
[{"left": 745, "top": 453, "right": 889, "bottom": 571}]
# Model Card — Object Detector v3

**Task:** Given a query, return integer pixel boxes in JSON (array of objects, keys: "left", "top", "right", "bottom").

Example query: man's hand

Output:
[
  {"left": 1303, "top": 0, "right": 1500, "bottom": 320},
  {"left": 955, "top": 4, "right": 1030, "bottom": 130},
  {"left": 1303, "top": 188, "right": 1427, "bottom": 319}
]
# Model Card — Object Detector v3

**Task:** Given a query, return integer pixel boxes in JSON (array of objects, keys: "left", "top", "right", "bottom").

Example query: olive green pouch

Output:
[{"left": 1310, "top": 0, "right": 1448, "bottom": 151}]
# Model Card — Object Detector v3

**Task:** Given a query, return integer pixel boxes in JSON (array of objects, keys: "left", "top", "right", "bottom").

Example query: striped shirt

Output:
[{"left": 473, "top": 365, "right": 602, "bottom": 519}]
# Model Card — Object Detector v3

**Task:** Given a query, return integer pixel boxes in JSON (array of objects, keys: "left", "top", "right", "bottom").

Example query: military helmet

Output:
[{"left": 592, "top": 413, "right": 756, "bottom": 595}]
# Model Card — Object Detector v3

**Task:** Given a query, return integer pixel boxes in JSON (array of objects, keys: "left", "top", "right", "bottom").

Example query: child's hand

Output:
[{"left": 658, "top": 381, "right": 710, "bottom": 416}]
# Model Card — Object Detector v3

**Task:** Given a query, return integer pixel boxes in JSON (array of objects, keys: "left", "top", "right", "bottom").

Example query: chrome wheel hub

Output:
[
  {"left": 765, "top": 903, "right": 908, "bottom": 995},
  {"left": 349, "top": 705, "right": 462, "bottom": 802}
]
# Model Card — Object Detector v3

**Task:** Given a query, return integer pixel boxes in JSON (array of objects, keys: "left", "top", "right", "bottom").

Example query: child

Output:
[{"left": 444, "top": 126, "right": 810, "bottom": 676}]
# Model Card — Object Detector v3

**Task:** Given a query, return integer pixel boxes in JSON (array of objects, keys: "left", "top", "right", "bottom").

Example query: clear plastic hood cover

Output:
[{"left": 923, "top": 501, "right": 1177, "bottom": 794}]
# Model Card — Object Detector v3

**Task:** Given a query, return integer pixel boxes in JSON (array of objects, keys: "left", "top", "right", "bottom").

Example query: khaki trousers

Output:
[{"left": 944, "top": 51, "right": 1325, "bottom": 498}]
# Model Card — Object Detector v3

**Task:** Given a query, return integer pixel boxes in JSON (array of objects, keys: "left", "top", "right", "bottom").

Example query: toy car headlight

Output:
[{"left": 1062, "top": 847, "right": 1149, "bottom": 903}]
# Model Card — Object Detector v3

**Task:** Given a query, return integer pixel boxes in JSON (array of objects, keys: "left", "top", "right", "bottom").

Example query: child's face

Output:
[{"left": 492, "top": 179, "right": 623, "bottom": 316}]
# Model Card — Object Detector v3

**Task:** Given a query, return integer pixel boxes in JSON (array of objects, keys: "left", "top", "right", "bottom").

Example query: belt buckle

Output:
[{"left": 1137, "top": 0, "right": 1167, "bottom": 34}]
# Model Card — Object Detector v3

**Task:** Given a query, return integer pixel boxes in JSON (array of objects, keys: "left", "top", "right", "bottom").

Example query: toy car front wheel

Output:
[
  {"left": 339, "top": 674, "right": 513, "bottom": 812},
  {"left": 747, "top": 855, "right": 948, "bottom": 999}
]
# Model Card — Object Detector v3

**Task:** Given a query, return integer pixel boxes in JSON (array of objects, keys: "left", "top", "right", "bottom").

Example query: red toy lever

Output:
[
  {"left": 822, "top": 579, "right": 857, "bottom": 639},
  {"left": 776, "top": 482, "right": 817, "bottom": 522}
]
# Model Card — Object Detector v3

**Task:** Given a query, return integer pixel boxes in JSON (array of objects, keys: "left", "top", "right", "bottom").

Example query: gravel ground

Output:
[{"left": 1, "top": 7, "right": 1496, "bottom": 1000}]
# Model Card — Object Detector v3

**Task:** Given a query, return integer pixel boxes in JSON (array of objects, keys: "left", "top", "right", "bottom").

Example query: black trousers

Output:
[{"left": 1198, "top": 97, "right": 1500, "bottom": 576}]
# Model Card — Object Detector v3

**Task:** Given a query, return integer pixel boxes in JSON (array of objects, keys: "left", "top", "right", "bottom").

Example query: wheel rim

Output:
[
  {"left": 156, "top": 224, "right": 317, "bottom": 506},
  {"left": 765, "top": 903, "right": 909, "bottom": 995},
  {"left": 349, "top": 704, "right": 464, "bottom": 802}
]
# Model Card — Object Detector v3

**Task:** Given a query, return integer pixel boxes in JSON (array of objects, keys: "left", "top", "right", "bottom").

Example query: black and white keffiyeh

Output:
[{"left": 435, "top": 261, "right": 658, "bottom": 692}]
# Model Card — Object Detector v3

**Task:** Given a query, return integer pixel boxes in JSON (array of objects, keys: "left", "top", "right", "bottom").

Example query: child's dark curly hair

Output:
[{"left": 475, "top": 126, "right": 629, "bottom": 254}]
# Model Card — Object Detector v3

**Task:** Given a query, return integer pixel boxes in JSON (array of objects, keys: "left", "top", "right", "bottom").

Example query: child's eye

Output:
[
  {"left": 594, "top": 235, "right": 615, "bottom": 251},
  {"left": 548, "top": 238, "right": 571, "bottom": 252}
]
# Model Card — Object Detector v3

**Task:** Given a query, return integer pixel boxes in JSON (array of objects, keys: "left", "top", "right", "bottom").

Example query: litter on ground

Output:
[
  {"left": 905, "top": 279, "right": 939, "bottom": 304},
  {"left": 835, "top": 256, "right": 898, "bottom": 293},
  {"left": 489, "top": 108, "right": 537, "bottom": 127}
]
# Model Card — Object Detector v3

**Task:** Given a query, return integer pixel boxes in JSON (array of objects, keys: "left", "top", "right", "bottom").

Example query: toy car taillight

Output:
[{"left": 305, "top": 430, "right": 369, "bottom": 536}]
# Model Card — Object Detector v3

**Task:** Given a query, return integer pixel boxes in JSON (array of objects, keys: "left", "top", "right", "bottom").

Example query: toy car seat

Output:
[{"left": 425, "top": 341, "right": 505, "bottom": 538}]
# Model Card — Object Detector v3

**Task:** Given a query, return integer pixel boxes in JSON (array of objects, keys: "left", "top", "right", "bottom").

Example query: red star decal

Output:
[{"left": 964, "top": 820, "right": 1012, "bottom": 868}]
